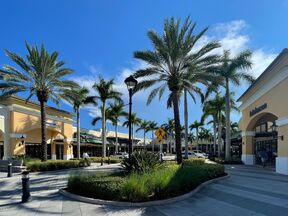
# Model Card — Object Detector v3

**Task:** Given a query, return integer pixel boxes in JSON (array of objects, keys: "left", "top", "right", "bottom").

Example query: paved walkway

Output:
[{"left": 0, "top": 164, "right": 288, "bottom": 215}]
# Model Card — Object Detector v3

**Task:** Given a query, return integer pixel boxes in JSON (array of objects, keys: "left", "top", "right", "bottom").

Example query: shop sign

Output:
[{"left": 249, "top": 103, "right": 267, "bottom": 117}]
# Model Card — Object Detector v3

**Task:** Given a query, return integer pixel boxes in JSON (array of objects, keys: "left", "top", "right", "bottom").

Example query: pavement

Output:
[{"left": 0, "top": 164, "right": 288, "bottom": 215}]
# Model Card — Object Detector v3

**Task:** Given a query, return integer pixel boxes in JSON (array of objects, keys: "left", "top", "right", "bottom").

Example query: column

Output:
[
  {"left": 51, "top": 142, "right": 56, "bottom": 160},
  {"left": 241, "top": 131, "right": 255, "bottom": 165},
  {"left": 275, "top": 120, "right": 288, "bottom": 175},
  {"left": 63, "top": 139, "right": 73, "bottom": 160}
]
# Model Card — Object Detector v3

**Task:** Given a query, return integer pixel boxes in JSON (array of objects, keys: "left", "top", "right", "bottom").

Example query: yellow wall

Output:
[{"left": 0, "top": 96, "right": 74, "bottom": 158}]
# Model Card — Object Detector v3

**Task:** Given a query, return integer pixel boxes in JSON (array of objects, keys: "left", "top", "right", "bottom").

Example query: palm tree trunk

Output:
[
  {"left": 102, "top": 103, "right": 106, "bottom": 157},
  {"left": 184, "top": 89, "right": 188, "bottom": 159},
  {"left": 213, "top": 118, "right": 217, "bottom": 156},
  {"left": 196, "top": 127, "right": 199, "bottom": 151},
  {"left": 152, "top": 131, "right": 155, "bottom": 153},
  {"left": 172, "top": 90, "right": 182, "bottom": 164},
  {"left": 115, "top": 123, "right": 118, "bottom": 154},
  {"left": 144, "top": 130, "right": 146, "bottom": 146},
  {"left": 40, "top": 100, "right": 47, "bottom": 161},
  {"left": 225, "top": 78, "right": 231, "bottom": 161},
  {"left": 76, "top": 106, "right": 81, "bottom": 159},
  {"left": 218, "top": 116, "right": 222, "bottom": 158}
]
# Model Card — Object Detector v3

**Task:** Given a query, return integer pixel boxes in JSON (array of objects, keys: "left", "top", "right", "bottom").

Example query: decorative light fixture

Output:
[
  {"left": 271, "top": 122, "right": 284, "bottom": 141},
  {"left": 124, "top": 75, "right": 138, "bottom": 159},
  {"left": 19, "top": 134, "right": 25, "bottom": 146}
]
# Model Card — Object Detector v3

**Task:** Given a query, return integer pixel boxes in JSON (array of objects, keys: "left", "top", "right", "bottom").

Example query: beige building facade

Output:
[
  {"left": 0, "top": 96, "right": 74, "bottom": 160},
  {"left": 239, "top": 48, "right": 288, "bottom": 175}
]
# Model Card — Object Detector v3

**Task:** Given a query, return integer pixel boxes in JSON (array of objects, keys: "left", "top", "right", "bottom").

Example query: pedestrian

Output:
[
  {"left": 259, "top": 149, "right": 268, "bottom": 168},
  {"left": 82, "top": 152, "right": 89, "bottom": 160}
]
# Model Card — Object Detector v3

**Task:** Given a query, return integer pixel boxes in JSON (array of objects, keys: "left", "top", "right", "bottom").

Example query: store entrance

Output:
[{"left": 254, "top": 138, "right": 277, "bottom": 167}]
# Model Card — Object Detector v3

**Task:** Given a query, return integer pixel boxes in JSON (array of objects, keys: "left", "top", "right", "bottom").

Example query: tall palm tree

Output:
[
  {"left": 0, "top": 43, "right": 77, "bottom": 161},
  {"left": 90, "top": 77, "right": 122, "bottom": 157},
  {"left": 106, "top": 102, "right": 127, "bottom": 153},
  {"left": 148, "top": 121, "right": 158, "bottom": 152},
  {"left": 161, "top": 118, "right": 175, "bottom": 154},
  {"left": 133, "top": 17, "right": 220, "bottom": 164},
  {"left": 203, "top": 92, "right": 238, "bottom": 157},
  {"left": 216, "top": 50, "right": 253, "bottom": 160},
  {"left": 122, "top": 112, "right": 141, "bottom": 150},
  {"left": 189, "top": 120, "right": 203, "bottom": 151},
  {"left": 62, "top": 87, "right": 96, "bottom": 159},
  {"left": 136, "top": 120, "right": 151, "bottom": 147}
]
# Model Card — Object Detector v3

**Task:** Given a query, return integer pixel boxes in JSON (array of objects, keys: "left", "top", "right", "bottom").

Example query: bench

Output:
[{"left": 0, "top": 160, "right": 25, "bottom": 172}]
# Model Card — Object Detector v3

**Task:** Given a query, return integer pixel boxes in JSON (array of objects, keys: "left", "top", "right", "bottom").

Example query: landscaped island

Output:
[{"left": 66, "top": 152, "right": 225, "bottom": 202}]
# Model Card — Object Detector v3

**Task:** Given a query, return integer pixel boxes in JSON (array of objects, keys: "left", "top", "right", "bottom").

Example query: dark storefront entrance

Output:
[
  {"left": 25, "top": 143, "right": 51, "bottom": 159},
  {"left": 254, "top": 138, "right": 277, "bottom": 166}
]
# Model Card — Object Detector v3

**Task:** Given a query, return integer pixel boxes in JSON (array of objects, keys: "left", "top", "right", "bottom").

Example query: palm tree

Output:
[
  {"left": 106, "top": 102, "right": 127, "bottom": 153},
  {"left": 62, "top": 87, "right": 96, "bottom": 159},
  {"left": 216, "top": 50, "right": 253, "bottom": 160},
  {"left": 122, "top": 112, "right": 141, "bottom": 150},
  {"left": 148, "top": 121, "right": 158, "bottom": 152},
  {"left": 161, "top": 118, "right": 175, "bottom": 154},
  {"left": 0, "top": 43, "right": 77, "bottom": 161},
  {"left": 203, "top": 92, "right": 238, "bottom": 157},
  {"left": 136, "top": 120, "right": 151, "bottom": 147},
  {"left": 90, "top": 77, "right": 122, "bottom": 157},
  {"left": 133, "top": 17, "right": 220, "bottom": 164},
  {"left": 189, "top": 120, "right": 203, "bottom": 151}
]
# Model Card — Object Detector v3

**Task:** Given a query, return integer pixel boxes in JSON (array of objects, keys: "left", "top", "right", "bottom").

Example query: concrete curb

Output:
[{"left": 59, "top": 174, "right": 230, "bottom": 207}]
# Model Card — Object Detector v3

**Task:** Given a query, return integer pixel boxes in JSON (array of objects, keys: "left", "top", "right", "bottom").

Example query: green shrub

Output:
[
  {"left": 121, "top": 151, "right": 160, "bottom": 173},
  {"left": 68, "top": 172, "right": 125, "bottom": 200},
  {"left": 67, "top": 162, "right": 226, "bottom": 202},
  {"left": 26, "top": 159, "right": 90, "bottom": 172},
  {"left": 183, "top": 158, "right": 205, "bottom": 166},
  {"left": 89, "top": 157, "right": 121, "bottom": 164}
]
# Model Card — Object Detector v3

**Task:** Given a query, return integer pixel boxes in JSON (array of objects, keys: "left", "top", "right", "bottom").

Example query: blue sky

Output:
[{"left": 0, "top": 0, "right": 287, "bottom": 138}]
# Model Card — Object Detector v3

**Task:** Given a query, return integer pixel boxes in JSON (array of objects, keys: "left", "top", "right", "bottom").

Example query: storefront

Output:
[
  {"left": 238, "top": 48, "right": 288, "bottom": 175},
  {"left": 0, "top": 96, "right": 74, "bottom": 160}
]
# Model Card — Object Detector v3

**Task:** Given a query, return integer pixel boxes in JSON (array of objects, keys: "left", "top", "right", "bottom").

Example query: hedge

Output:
[
  {"left": 88, "top": 157, "right": 121, "bottom": 164},
  {"left": 67, "top": 163, "right": 225, "bottom": 202},
  {"left": 26, "top": 159, "right": 90, "bottom": 172}
]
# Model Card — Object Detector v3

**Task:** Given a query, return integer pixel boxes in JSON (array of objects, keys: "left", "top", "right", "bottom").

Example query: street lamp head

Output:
[{"left": 124, "top": 75, "right": 138, "bottom": 90}]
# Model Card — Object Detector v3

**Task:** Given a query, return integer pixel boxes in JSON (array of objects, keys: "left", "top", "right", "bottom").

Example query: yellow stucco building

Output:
[
  {"left": 0, "top": 96, "right": 74, "bottom": 160},
  {"left": 239, "top": 48, "right": 288, "bottom": 175}
]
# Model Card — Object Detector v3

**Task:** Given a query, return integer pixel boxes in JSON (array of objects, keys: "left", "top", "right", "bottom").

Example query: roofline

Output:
[
  {"left": 5, "top": 95, "right": 73, "bottom": 115},
  {"left": 237, "top": 48, "right": 288, "bottom": 102}
]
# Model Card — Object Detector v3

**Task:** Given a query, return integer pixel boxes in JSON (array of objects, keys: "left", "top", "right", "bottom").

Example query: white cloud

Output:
[{"left": 195, "top": 20, "right": 276, "bottom": 78}]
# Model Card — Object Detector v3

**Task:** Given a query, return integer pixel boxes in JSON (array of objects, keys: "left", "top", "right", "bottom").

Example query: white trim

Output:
[
  {"left": 10, "top": 133, "right": 27, "bottom": 139},
  {"left": 276, "top": 157, "right": 288, "bottom": 175},
  {"left": 51, "top": 154, "right": 57, "bottom": 160},
  {"left": 241, "top": 131, "right": 255, "bottom": 137},
  {"left": 276, "top": 117, "right": 288, "bottom": 127},
  {"left": 8, "top": 104, "right": 73, "bottom": 124},
  {"left": 241, "top": 154, "right": 255, "bottom": 165},
  {"left": 239, "top": 66, "right": 288, "bottom": 111},
  {"left": 63, "top": 154, "right": 73, "bottom": 160}
]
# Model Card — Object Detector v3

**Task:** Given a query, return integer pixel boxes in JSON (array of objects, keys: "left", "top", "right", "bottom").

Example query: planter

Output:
[{"left": 59, "top": 174, "right": 229, "bottom": 207}]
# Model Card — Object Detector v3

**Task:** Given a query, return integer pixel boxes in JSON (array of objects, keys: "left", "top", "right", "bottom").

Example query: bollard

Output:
[
  {"left": 7, "top": 162, "right": 12, "bottom": 177},
  {"left": 101, "top": 157, "right": 103, "bottom": 166},
  {"left": 108, "top": 157, "right": 110, "bottom": 165},
  {"left": 21, "top": 170, "right": 30, "bottom": 203}
]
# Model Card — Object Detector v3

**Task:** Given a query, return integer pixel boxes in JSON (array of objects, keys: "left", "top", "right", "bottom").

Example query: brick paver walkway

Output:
[{"left": 0, "top": 164, "right": 288, "bottom": 215}]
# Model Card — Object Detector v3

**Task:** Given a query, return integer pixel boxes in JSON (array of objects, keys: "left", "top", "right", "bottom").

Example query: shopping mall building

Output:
[
  {"left": 0, "top": 96, "right": 147, "bottom": 160},
  {"left": 239, "top": 48, "right": 288, "bottom": 175}
]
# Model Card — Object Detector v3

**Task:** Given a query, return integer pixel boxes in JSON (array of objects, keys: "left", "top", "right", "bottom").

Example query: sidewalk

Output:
[{"left": 1, "top": 164, "right": 288, "bottom": 215}]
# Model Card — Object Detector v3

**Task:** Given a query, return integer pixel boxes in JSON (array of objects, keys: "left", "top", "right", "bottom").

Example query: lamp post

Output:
[{"left": 124, "top": 75, "right": 138, "bottom": 159}]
